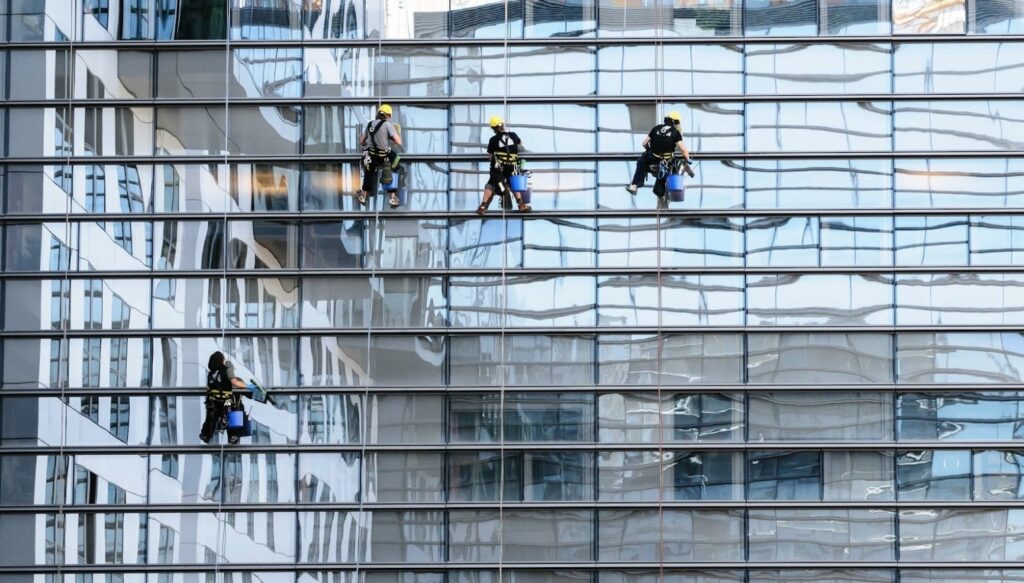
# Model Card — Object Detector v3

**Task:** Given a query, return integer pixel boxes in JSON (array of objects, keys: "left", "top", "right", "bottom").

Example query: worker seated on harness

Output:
[
  {"left": 626, "top": 111, "right": 692, "bottom": 195},
  {"left": 357, "top": 104, "right": 403, "bottom": 209},
  {"left": 477, "top": 116, "right": 532, "bottom": 216},
  {"left": 200, "top": 351, "right": 250, "bottom": 444}
]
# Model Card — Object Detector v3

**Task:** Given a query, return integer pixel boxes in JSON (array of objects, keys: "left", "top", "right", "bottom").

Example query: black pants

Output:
[
  {"left": 631, "top": 151, "right": 664, "bottom": 188},
  {"left": 200, "top": 397, "right": 238, "bottom": 443},
  {"left": 362, "top": 152, "right": 400, "bottom": 193}
]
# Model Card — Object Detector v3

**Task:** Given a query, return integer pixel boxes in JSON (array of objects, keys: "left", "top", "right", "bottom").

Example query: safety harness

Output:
[
  {"left": 365, "top": 119, "right": 392, "bottom": 157},
  {"left": 206, "top": 366, "right": 233, "bottom": 402},
  {"left": 492, "top": 132, "right": 520, "bottom": 166}
]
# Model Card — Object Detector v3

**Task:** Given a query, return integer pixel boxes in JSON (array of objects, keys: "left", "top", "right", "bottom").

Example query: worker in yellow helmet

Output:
[
  {"left": 626, "top": 110, "right": 692, "bottom": 196},
  {"left": 357, "top": 104, "right": 403, "bottom": 208},
  {"left": 477, "top": 115, "right": 531, "bottom": 215}
]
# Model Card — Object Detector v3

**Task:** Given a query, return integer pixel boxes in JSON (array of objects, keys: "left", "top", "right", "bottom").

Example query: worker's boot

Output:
[{"left": 476, "top": 196, "right": 494, "bottom": 216}]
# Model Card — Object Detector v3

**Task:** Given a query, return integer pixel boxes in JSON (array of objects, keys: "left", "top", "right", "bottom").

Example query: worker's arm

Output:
[
  {"left": 359, "top": 131, "right": 367, "bottom": 147},
  {"left": 641, "top": 136, "right": 651, "bottom": 149},
  {"left": 676, "top": 139, "right": 691, "bottom": 161},
  {"left": 231, "top": 377, "right": 248, "bottom": 389},
  {"left": 391, "top": 129, "right": 403, "bottom": 148}
]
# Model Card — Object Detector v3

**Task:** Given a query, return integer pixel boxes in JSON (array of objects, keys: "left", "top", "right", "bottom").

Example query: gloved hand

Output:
[{"left": 246, "top": 381, "right": 258, "bottom": 393}]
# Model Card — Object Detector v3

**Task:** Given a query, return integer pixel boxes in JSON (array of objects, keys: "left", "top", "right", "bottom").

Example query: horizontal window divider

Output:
[
  {"left": 5, "top": 151, "right": 1024, "bottom": 165},
  {"left": 2, "top": 561, "right": 1023, "bottom": 574},
  {"left": 9, "top": 93, "right": 1024, "bottom": 107},
  {"left": 1, "top": 384, "right": 1021, "bottom": 397},
  {"left": 7, "top": 266, "right": 1024, "bottom": 280},
  {"left": 5, "top": 33, "right": 1024, "bottom": 50},
  {"left": 4, "top": 324, "right": 1024, "bottom": 338},
  {"left": 8, "top": 207, "right": 1024, "bottom": 222},
  {"left": 5, "top": 501, "right": 1024, "bottom": 514},
  {"left": 3, "top": 442, "right": 1020, "bottom": 456}
]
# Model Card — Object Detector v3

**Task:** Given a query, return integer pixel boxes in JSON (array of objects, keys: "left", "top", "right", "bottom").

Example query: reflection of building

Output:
[{"left": 5, "top": 0, "right": 1024, "bottom": 582}]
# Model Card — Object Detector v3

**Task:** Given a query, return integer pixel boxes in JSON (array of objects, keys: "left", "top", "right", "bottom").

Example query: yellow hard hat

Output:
[
  {"left": 378, "top": 104, "right": 393, "bottom": 116},
  {"left": 489, "top": 115, "right": 504, "bottom": 128},
  {"left": 666, "top": 111, "right": 682, "bottom": 123}
]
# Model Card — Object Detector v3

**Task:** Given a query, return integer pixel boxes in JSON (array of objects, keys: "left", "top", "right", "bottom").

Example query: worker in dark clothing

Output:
[
  {"left": 626, "top": 111, "right": 692, "bottom": 195},
  {"left": 477, "top": 116, "right": 532, "bottom": 215},
  {"left": 200, "top": 351, "right": 250, "bottom": 444},
  {"left": 357, "top": 104, "right": 403, "bottom": 208}
]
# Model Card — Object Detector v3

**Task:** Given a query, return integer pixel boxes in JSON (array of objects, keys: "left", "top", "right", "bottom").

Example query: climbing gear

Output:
[
  {"left": 389, "top": 192, "right": 400, "bottom": 208},
  {"left": 666, "top": 110, "right": 681, "bottom": 123},
  {"left": 489, "top": 115, "right": 504, "bottom": 128},
  {"left": 378, "top": 104, "right": 392, "bottom": 116},
  {"left": 356, "top": 190, "right": 368, "bottom": 205},
  {"left": 626, "top": 184, "right": 638, "bottom": 195}
]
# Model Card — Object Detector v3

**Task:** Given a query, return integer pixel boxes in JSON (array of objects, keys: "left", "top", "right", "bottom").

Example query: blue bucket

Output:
[
  {"left": 242, "top": 418, "right": 254, "bottom": 437},
  {"left": 227, "top": 410, "right": 245, "bottom": 430},
  {"left": 519, "top": 189, "right": 532, "bottom": 204},
  {"left": 381, "top": 171, "right": 399, "bottom": 191},
  {"left": 509, "top": 174, "right": 528, "bottom": 193},
  {"left": 667, "top": 174, "right": 685, "bottom": 202}
]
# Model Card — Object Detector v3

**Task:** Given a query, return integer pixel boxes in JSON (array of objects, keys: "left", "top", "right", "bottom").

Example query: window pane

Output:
[
  {"left": 971, "top": 0, "right": 1024, "bottom": 32},
  {"left": 974, "top": 450, "right": 1024, "bottom": 500},
  {"left": 365, "top": 394, "right": 444, "bottom": 443},
  {"left": 598, "top": 451, "right": 661, "bottom": 502},
  {"left": 449, "top": 452, "right": 521, "bottom": 502},
  {"left": 898, "top": 333, "right": 1024, "bottom": 384},
  {"left": 897, "top": 101, "right": 1024, "bottom": 151},
  {"left": 898, "top": 450, "right": 972, "bottom": 500},
  {"left": 524, "top": 217, "right": 597, "bottom": 265},
  {"left": 897, "top": 273, "right": 1024, "bottom": 326},
  {"left": 453, "top": 104, "right": 595, "bottom": 155},
  {"left": 367, "top": 219, "right": 447, "bottom": 269},
  {"left": 823, "top": 0, "right": 891, "bottom": 34},
  {"left": 747, "top": 333, "right": 895, "bottom": 384},
  {"left": 749, "top": 392, "right": 894, "bottom": 441},
  {"left": 10, "top": 49, "right": 70, "bottom": 100},
  {"left": 598, "top": 392, "right": 745, "bottom": 444},
  {"left": 504, "top": 392, "right": 595, "bottom": 442},
  {"left": 598, "top": 275, "right": 744, "bottom": 327},
  {"left": 503, "top": 510, "right": 593, "bottom": 562},
  {"left": 749, "top": 509, "right": 895, "bottom": 560},
  {"left": 298, "top": 394, "right": 363, "bottom": 443},
  {"left": 228, "top": 105, "right": 300, "bottom": 156},
  {"left": 597, "top": 45, "right": 743, "bottom": 96},
  {"left": 598, "top": 509, "right": 743, "bottom": 562},
  {"left": 156, "top": 50, "right": 227, "bottom": 98},
  {"left": 363, "top": 511, "right": 444, "bottom": 563},
  {"left": 230, "top": 0, "right": 301, "bottom": 40},
  {"left": 597, "top": 217, "right": 744, "bottom": 268},
  {"left": 748, "top": 450, "right": 822, "bottom": 501},
  {"left": 895, "top": 43, "right": 1024, "bottom": 94},
  {"left": 8, "top": 107, "right": 71, "bottom": 157},
  {"left": 231, "top": 163, "right": 299, "bottom": 212},
  {"left": 156, "top": 0, "right": 228, "bottom": 40},
  {"left": 820, "top": 216, "right": 895, "bottom": 267},
  {"left": 453, "top": 46, "right": 596, "bottom": 97},
  {"left": 156, "top": 107, "right": 227, "bottom": 155},
  {"left": 747, "top": 102, "right": 892, "bottom": 153},
  {"left": 305, "top": 47, "right": 448, "bottom": 98},
  {"left": 749, "top": 571, "right": 894, "bottom": 583},
  {"left": 599, "top": 334, "right": 744, "bottom": 386},
  {"left": 897, "top": 392, "right": 1024, "bottom": 441},
  {"left": 597, "top": 0, "right": 742, "bottom": 37},
  {"left": 893, "top": 0, "right": 966, "bottom": 33},
  {"left": 298, "top": 452, "right": 360, "bottom": 502},
  {"left": 227, "top": 220, "right": 299, "bottom": 270},
  {"left": 523, "top": 451, "right": 594, "bottom": 501},
  {"left": 302, "top": 276, "right": 446, "bottom": 329},
  {"left": 746, "top": 216, "right": 820, "bottom": 267},
  {"left": 598, "top": 102, "right": 743, "bottom": 154},
  {"left": 824, "top": 450, "right": 895, "bottom": 501},
  {"left": 899, "top": 509, "right": 1024, "bottom": 561},
  {"left": 450, "top": 336, "right": 596, "bottom": 386},
  {"left": 745, "top": 159, "right": 893, "bottom": 209},
  {"left": 970, "top": 215, "right": 1024, "bottom": 265},
  {"left": 746, "top": 44, "right": 890, "bottom": 94},
  {"left": 896, "top": 158, "right": 1024, "bottom": 209},
  {"left": 450, "top": 275, "right": 596, "bottom": 328},
  {"left": 364, "top": 453, "right": 443, "bottom": 503},
  {"left": 747, "top": 274, "right": 894, "bottom": 326},
  {"left": 230, "top": 48, "right": 302, "bottom": 98},
  {"left": 895, "top": 216, "right": 969, "bottom": 266},
  {"left": 669, "top": 451, "right": 744, "bottom": 500}
]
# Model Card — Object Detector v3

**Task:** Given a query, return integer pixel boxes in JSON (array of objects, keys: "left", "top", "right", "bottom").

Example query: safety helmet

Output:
[
  {"left": 666, "top": 111, "right": 682, "bottom": 124},
  {"left": 489, "top": 115, "right": 505, "bottom": 128},
  {"left": 378, "top": 104, "right": 393, "bottom": 116}
]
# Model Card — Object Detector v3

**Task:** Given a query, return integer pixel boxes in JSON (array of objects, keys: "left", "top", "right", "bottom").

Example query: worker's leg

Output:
[
  {"left": 506, "top": 166, "right": 531, "bottom": 212},
  {"left": 361, "top": 159, "right": 380, "bottom": 195},
  {"left": 477, "top": 183, "right": 497, "bottom": 215},
  {"left": 199, "top": 398, "right": 223, "bottom": 443},
  {"left": 630, "top": 151, "right": 655, "bottom": 189}
]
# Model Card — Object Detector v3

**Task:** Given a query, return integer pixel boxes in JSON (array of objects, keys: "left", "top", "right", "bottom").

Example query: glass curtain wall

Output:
[{"left": 3, "top": 0, "right": 1024, "bottom": 582}]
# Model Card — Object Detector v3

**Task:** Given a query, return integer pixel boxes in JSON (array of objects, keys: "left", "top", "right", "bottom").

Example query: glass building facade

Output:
[{"left": 3, "top": 0, "right": 1024, "bottom": 582}]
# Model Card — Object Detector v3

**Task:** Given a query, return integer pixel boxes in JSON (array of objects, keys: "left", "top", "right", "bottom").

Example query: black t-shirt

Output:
[
  {"left": 647, "top": 123, "right": 682, "bottom": 154},
  {"left": 206, "top": 362, "right": 234, "bottom": 399},
  {"left": 487, "top": 131, "right": 521, "bottom": 157}
]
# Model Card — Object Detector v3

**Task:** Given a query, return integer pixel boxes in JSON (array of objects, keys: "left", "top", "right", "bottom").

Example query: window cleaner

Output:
[
  {"left": 200, "top": 351, "right": 269, "bottom": 444},
  {"left": 477, "top": 116, "right": 532, "bottom": 215},
  {"left": 626, "top": 111, "right": 695, "bottom": 200},
  {"left": 356, "top": 104, "right": 403, "bottom": 209}
]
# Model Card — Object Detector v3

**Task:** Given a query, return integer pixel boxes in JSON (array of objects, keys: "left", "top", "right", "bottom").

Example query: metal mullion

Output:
[
  {"left": 9, "top": 32, "right": 1024, "bottom": 49},
  {"left": 6, "top": 560, "right": 1024, "bottom": 574},
  {"left": 11, "top": 92, "right": 1024, "bottom": 106},
  {"left": 5, "top": 440, "right": 1024, "bottom": 455},
  {"left": 8, "top": 151, "right": 1024, "bottom": 164},
  {"left": 10, "top": 499, "right": 1024, "bottom": 514}
]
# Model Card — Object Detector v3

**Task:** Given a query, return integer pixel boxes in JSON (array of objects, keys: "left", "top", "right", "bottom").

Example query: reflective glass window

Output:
[
  {"left": 598, "top": 451, "right": 661, "bottom": 502},
  {"left": 747, "top": 102, "right": 893, "bottom": 153},
  {"left": 824, "top": 451, "right": 895, "bottom": 501},
  {"left": 597, "top": 45, "right": 743, "bottom": 96},
  {"left": 502, "top": 510, "right": 593, "bottom": 562},
  {"left": 749, "top": 392, "right": 895, "bottom": 441},
  {"left": 746, "top": 44, "right": 890, "bottom": 94},
  {"left": 597, "top": 217, "right": 745, "bottom": 268},
  {"left": 896, "top": 101, "right": 1024, "bottom": 151},
  {"left": 896, "top": 158, "right": 1024, "bottom": 209},
  {"left": 822, "top": 0, "right": 891, "bottom": 34},
  {"left": 156, "top": 106, "right": 227, "bottom": 155},
  {"left": 449, "top": 452, "right": 521, "bottom": 501},
  {"left": 363, "top": 452, "right": 443, "bottom": 503},
  {"left": 897, "top": 392, "right": 1024, "bottom": 441},
  {"left": 599, "top": 334, "right": 745, "bottom": 386},
  {"left": 598, "top": 102, "right": 743, "bottom": 154},
  {"left": 971, "top": 0, "right": 1024, "bottom": 32},
  {"left": 747, "top": 274, "right": 894, "bottom": 326},
  {"left": 231, "top": 163, "right": 299, "bottom": 212},
  {"left": 156, "top": 50, "right": 227, "bottom": 98},
  {"left": 298, "top": 393, "right": 363, "bottom": 443},
  {"left": 820, "top": 216, "right": 895, "bottom": 267},
  {"left": 597, "top": 160, "right": 744, "bottom": 211},
  {"left": 453, "top": 46, "right": 595, "bottom": 97},
  {"left": 598, "top": 274, "right": 744, "bottom": 327},
  {"left": 598, "top": 392, "right": 745, "bottom": 443},
  {"left": 452, "top": 331, "right": 598, "bottom": 387},
  {"left": 8, "top": 107, "right": 72, "bottom": 158},
  {"left": 973, "top": 450, "right": 1024, "bottom": 500},
  {"left": 898, "top": 450, "right": 972, "bottom": 500},
  {"left": 748, "top": 333, "right": 894, "bottom": 384},
  {"left": 227, "top": 220, "right": 298, "bottom": 270},
  {"left": 895, "top": 43, "right": 1024, "bottom": 94},
  {"left": 299, "top": 452, "right": 360, "bottom": 503},
  {"left": 898, "top": 509, "right": 1024, "bottom": 561},
  {"left": 749, "top": 450, "right": 821, "bottom": 500},
  {"left": 597, "top": 0, "right": 742, "bottom": 37},
  {"left": 895, "top": 216, "right": 969, "bottom": 266},
  {"left": 745, "top": 159, "right": 893, "bottom": 209},
  {"left": 230, "top": 48, "right": 302, "bottom": 98},
  {"left": 228, "top": 105, "right": 301, "bottom": 156},
  {"left": 156, "top": 0, "right": 228, "bottom": 40},
  {"left": 155, "top": 163, "right": 231, "bottom": 213},
  {"left": 453, "top": 104, "right": 595, "bottom": 155},
  {"left": 302, "top": 276, "right": 446, "bottom": 329},
  {"left": 230, "top": 0, "right": 301, "bottom": 40},
  {"left": 970, "top": 215, "right": 1024, "bottom": 265},
  {"left": 450, "top": 275, "right": 596, "bottom": 328},
  {"left": 304, "top": 0, "right": 363, "bottom": 39},
  {"left": 598, "top": 509, "right": 744, "bottom": 562},
  {"left": 305, "top": 47, "right": 448, "bottom": 98},
  {"left": 744, "top": 0, "right": 817, "bottom": 36},
  {"left": 748, "top": 509, "right": 895, "bottom": 561},
  {"left": 448, "top": 0, "right": 523, "bottom": 39},
  {"left": 302, "top": 221, "right": 365, "bottom": 269},
  {"left": 746, "top": 216, "right": 820, "bottom": 267},
  {"left": 9, "top": 49, "right": 71, "bottom": 100},
  {"left": 669, "top": 451, "right": 744, "bottom": 500},
  {"left": 897, "top": 273, "right": 1024, "bottom": 326},
  {"left": 893, "top": 0, "right": 966, "bottom": 33},
  {"left": 898, "top": 333, "right": 1024, "bottom": 384}
]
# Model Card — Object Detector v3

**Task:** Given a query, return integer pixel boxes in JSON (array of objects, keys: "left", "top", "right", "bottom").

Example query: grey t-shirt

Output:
[{"left": 364, "top": 119, "right": 398, "bottom": 151}]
